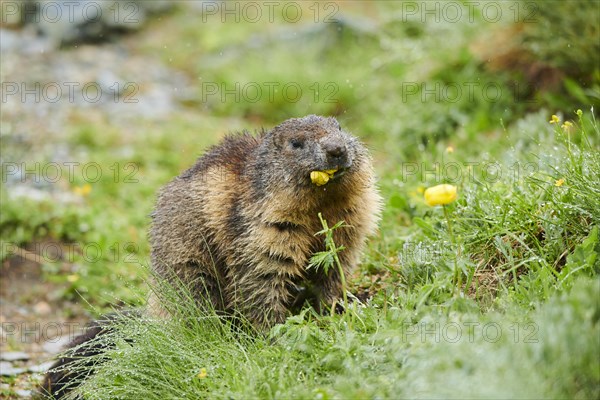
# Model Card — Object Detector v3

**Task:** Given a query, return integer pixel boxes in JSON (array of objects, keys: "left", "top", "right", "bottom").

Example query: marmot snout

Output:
[{"left": 260, "top": 115, "right": 360, "bottom": 190}]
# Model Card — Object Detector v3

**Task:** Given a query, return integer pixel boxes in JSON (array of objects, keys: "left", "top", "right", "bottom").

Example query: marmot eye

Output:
[{"left": 290, "top": 138, "right": 304, "bottom": 149}]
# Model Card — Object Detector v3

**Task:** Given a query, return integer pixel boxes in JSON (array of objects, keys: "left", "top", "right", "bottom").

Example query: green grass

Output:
[
  {"left": 60, "top": 112, "right": 600, "bottom": 399},
  {"left": 2, "top": 1, "right": 599, "bottom": 398},
  {"left": 71, "top": 276, "right": 599, "bottom": 400}
]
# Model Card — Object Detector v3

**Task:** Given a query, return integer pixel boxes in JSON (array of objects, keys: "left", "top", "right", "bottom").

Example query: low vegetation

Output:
[{"left": 1, "top": 1, "right": 598, "bottom": 399}]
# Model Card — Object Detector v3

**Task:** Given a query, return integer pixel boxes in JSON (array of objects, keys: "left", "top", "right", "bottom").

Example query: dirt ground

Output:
[{"left": 1, "top": 242, "right": 91, "bottom": 398}]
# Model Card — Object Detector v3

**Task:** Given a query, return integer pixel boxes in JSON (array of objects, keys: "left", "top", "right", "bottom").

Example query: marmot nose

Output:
[{"left": 324, "top": 142, "right": 347, "bottom": 158}]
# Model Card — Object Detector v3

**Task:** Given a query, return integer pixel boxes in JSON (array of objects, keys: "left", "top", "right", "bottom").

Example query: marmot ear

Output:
[
  {"left": 269, "top": 130, "right": 285, "bottom": 150},
  {"left": 330, "top": 118, "right": 341, "bottom": 131}
]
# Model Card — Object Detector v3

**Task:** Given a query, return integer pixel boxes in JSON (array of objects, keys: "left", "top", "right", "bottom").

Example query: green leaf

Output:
[
  {"left": 413, "top": 217, "right": 437, "bottom": 238},
  {"left": 560, "top": 226, "right": 600, "bottom": 286}
]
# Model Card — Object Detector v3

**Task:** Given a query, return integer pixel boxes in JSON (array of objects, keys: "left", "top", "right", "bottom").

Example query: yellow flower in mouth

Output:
[
  {"left": 424, "top": 184, "right": 458, "bottom": 206},
  {"left": 310, "top": 168, "right": 338, "bottom": 186},
  {"left": 549, "top": 115, "right": 560, "bottom": 124},
  {"left": 555, "top": 178, "right": 565, "bottom": 187}
]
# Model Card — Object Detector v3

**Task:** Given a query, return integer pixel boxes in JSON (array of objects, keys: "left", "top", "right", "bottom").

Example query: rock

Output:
[
  {"left": 26, "top": 0, "right": 175, "bottom": 46},
  {"left": 33, "top": 301, "right": 52, "bottom": 316},
  {"left": 0, "top": 361, "right": 27, "bottom": 376},
  {"left": 42, "top": 336, "right": 70, "bottom": 354},
  {"left": 0, "top": 29, "right": 22, "bottom": 53},
  {"left": 14, "top": 389, "right": 32, "bottom": 397},
  {"left": 28, "top": 361, "right": 56, "bottom": 374},
  {"left": 8, "top": 185, "right": 79, "bottom": 204},
  {"left": 1, "top": 351, "right": 30, "bottom": 362},
  {"left": 0, "top": 362, "right": 11, "bottom": 373}
]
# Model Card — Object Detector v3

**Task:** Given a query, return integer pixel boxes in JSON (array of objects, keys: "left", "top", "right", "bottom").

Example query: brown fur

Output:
[{"left": 149, "top": 115, "right": 382, "bottom": 329}]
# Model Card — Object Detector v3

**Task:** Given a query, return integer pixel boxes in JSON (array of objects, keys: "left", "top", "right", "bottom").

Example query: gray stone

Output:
[
  {"left": 0, "top": 361, "right": 27, "bottom": 376},
  {"left": 28, "top": 361, "right": 56, "bottom": 373},
  {"left": 1, "top": 351, "right": 30, "bottom": 361},
  {"left": 29, "top": 0, "right": 175, "bottom": 46},
  {"left": 42, "top": 336, "right": 70, "bottom": 354},
  {"left": 14, "top": 389, "right": 32, "bottom": 397}
]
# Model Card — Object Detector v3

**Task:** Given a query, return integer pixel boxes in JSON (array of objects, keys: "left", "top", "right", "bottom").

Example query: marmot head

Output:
[{"left": 258, "top": 115, "right": 365, "bottom": 189}]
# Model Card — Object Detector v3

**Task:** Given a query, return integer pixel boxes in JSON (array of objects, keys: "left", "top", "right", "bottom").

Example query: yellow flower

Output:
[
  {"left": 197, "top": 368, "right": 207, "bottom": 379},
  {"left": 576, "top": 109, "right": 583, "bottom": 117},
  {"left": 561, "top": 121, "right": 573, "bottom": 132},
  {"left": 554, "top": 178, "right": 565, "bottom": 187},
  {"left": 446, "top": 146, "right": 454, "bottom": 153},
  {"left": 416, "top": 186, "right": 425, "bottom": 194},
  {"left": 424, "top": 184, "right": 458, "bottom": 206},
  {"left": 66, "top": 274, "right": 80, "bottom": 283},
  {"left": 549, "top": 115, "right": 560, "bottom": 124},
  {"left": 310, "top": 168, "right": 338, "bottom": 186},
  {"left": 73, "top": 184, "right": 92, "bottom": 196},
  {"left": 310, "top": 171, "right": 330, "bottom": 186}
]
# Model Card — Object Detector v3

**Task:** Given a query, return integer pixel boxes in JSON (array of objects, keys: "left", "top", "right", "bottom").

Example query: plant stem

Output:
[
  {"left": 332, "top": 244, "right": 348, "bottom": 311},
  {"left": 443, "top": 205, "right": 454, "bottom": 240},
  {"left": 443, "top": 205, "right": 461, "bottom": 295}
]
